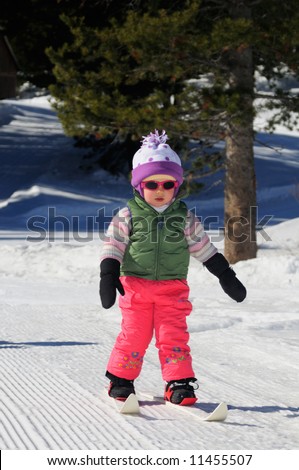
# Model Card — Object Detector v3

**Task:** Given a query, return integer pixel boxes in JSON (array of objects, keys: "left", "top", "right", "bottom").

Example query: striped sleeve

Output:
[
  {"left": 184, "top": 210, "right": 218, "bottom": 263},
  {"left": 100, "top": 207, "right": 131, "bottom": 264}
]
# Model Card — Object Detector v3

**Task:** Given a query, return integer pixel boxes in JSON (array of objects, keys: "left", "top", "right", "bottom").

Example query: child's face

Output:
[{"left": 142, "top": 174, "right": 176, "bottom": 207}]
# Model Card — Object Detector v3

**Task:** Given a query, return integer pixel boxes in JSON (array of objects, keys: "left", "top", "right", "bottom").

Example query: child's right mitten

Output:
[{"left": 100, "top": 258, "right": 125, "bottom": 309}]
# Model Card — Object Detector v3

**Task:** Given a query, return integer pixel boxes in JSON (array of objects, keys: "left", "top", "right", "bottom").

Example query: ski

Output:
[
  {"left": 201, "top": 401, "right": 228, "bottom": 421},
  {"left": 178, "top": 401, "right": 228, "bottom": 422},
  {"left": 114, "top": 393, "right": 140, "bottom": 414},
  {"left": 149, "top": 394, "right": 228, "bottom": 422}
]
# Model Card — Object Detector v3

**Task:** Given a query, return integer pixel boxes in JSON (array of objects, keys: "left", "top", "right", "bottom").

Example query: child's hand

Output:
[
  {"left": 218, "top": 268, "right": 246, "bottom": 302},
  {"left": 203, "top": 252, "right": 246, "bottom": 303},
  {"left": 100, "top": 259, "right": 125, "bottom": 309}
]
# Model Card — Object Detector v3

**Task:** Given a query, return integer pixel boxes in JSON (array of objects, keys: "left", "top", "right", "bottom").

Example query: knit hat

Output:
[{"left": 131, "top": 130, "right": 183, "bottom": 194}]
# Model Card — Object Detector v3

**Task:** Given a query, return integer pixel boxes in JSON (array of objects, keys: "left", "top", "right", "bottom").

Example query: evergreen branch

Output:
[
  {"left": 254, "top": 92, "right": 299, "bottom": 103},
  {"left": 253, "top": 137, "right": 284, "bottom": 156}
]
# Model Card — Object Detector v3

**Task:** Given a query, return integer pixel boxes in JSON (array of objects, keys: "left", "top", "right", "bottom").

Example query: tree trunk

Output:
[
  {"left": 224, "top": 118, "right": 257, "bottom": 263},
  {"left": 224, "top": 3, "right": 257, "bottom": 264}
]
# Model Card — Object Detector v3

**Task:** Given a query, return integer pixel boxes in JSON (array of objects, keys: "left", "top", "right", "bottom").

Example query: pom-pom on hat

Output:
[{"left": 131, "top": 130, "right": 183, "bottom": 193}]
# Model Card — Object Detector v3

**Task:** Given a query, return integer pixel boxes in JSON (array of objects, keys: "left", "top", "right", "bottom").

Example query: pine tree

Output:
[{"left": 47, "top": 0, "right": 299, "bottom": 262}]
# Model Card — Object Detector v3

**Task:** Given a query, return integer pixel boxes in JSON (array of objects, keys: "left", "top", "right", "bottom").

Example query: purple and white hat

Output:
[{"left": 131, "top": 130, "right": 183, "bottom": 193}]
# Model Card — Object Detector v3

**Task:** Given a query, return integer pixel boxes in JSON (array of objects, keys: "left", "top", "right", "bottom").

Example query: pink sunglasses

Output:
[{"left": 140, "top": 180, "right": 179, "bottom": 191}]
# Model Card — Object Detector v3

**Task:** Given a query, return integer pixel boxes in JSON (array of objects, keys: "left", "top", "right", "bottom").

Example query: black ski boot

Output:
[
  {"left": 106, "top": 371, "right": 135, "bottom": 401},
  {"left": 164, "top": 377, "right": 198, "bottom": 406}
]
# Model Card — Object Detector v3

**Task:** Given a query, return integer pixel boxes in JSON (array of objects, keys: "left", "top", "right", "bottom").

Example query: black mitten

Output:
[
  {"left": 203, "top": 253, "right": 246, "bottom": 303},
  {"left": 100, "top": 258, "right": 125, "bottom": 309},
  {"left": 218, "top": 268, "right": 247, "bottom": 303}
]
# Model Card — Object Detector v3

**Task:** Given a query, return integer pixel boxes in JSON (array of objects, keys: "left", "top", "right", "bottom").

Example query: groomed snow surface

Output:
[{"left": 0, "top": 96, "right": 298, "bottom": 451}]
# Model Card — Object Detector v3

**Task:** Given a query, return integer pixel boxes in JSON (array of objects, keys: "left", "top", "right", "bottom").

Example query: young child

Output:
[{"left": 99, "top": 130, "right": 246, "bottom": 406}]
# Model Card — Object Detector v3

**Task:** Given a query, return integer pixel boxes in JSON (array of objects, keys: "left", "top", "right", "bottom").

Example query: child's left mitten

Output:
[
  {"left": 218, "top": 267, "right": 247, "bottom": 303},
  {"left": 203, "top": 252, "right": 246, "bottom": 303}
]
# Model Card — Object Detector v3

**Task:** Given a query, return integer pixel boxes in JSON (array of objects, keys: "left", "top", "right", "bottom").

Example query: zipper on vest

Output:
[{"left": 155, "top": 216, "right": 164, "bottom": 279}]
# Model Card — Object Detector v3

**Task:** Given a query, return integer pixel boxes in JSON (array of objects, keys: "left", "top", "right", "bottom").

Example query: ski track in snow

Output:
[
  {"left": 0, "top": 292, "right": 298, "bottom": 450},
  {"left": 0, "top": 326, "right": 153, "bottom": 450}
]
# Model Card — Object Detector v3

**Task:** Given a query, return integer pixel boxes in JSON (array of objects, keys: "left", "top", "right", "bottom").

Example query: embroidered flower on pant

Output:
[
  {"left": 165, "top": 347, "right": 190, "bottom": 364},
  {"left": 118, "top": 352, "right": 143, "bottom": 369}
]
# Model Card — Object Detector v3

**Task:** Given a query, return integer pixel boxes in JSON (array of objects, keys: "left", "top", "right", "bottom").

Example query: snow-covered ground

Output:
[{"left": 0, "top": 96, "right": 298, "bottom": 453}]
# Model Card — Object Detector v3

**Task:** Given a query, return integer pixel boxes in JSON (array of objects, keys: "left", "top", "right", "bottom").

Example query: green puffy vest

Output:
[{"left": 120, "top": 194, "right": 190, "bottom": 280}]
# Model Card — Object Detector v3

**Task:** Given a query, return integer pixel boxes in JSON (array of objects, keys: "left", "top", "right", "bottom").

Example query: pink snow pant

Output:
[{"left": 106, "top": 276, "right": 194, "bottom": 382}]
